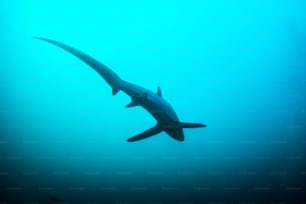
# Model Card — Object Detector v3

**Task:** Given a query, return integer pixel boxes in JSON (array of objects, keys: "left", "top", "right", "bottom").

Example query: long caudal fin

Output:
[
  {"left": 127, "top": 125, "right": 162, "bottom": 142},
  {"left": 34, "top": 37, "right": 122, "bottom": 95},
  {"left": 177, "top": 122, "right": 207, "bottom": 128}
]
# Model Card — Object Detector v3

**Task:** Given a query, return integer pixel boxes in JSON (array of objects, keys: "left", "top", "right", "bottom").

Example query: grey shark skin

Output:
[{"left": 34, "top": 37, "right": 206, "bottom": 142}]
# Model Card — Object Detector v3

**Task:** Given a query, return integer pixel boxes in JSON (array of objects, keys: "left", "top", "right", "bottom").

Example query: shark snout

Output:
[{"left": 165, "top": 128, "right": 184, "bottom": 142}]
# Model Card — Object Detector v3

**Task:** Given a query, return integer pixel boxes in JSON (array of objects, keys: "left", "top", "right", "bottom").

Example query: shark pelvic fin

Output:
[
  {"left": 125, "top": 99, "right": 138, "bottom": 108},
  {"left": 125, "top": 93, "right": 147, "bottom": 108},
  {"left": 127, "top": 125, "right": 162, "bottom": 142},
  {"left": 112, "top": 87, "right": 120, "bottom": 95},
  {"left": 157, "top": 86, "right": 162, "bottom": 97}
]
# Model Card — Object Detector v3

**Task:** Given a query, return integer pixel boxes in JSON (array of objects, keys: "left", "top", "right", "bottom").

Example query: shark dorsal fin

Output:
[{"left": 157, "top": 86, "right": 162, "bottom": 97}]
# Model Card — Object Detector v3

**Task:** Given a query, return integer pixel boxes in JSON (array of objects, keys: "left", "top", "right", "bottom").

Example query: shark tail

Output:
[{"left": 33, "top": 37, "right": 122, "bottom": 95}]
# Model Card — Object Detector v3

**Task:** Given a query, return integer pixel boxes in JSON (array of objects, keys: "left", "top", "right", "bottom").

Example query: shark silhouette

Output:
[{"left": 34, "top": 37, "right": 206, "bottom": 142}]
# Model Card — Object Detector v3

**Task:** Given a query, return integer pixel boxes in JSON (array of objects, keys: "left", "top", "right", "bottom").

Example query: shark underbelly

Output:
[
  {"left": 142, "top": 100, "right": 179, "bottom": 125},
  {"left": 119, "top": 80, "right": 179, "bottom": 124}
]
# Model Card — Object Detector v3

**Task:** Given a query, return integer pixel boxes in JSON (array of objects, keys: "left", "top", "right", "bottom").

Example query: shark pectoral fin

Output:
[
  {"left": 157, "top": 86, "right": 162, "bottom": 97},
  {"left": 177, "top": 122, "right": 207, "bottom": 128},
  {"left": 127, "top": 125, "right": 162, "bottom": 142}
]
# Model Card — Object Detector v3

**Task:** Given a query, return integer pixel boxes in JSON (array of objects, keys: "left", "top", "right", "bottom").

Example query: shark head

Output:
[{"left": 165, "top": 127, "right": 184, "bottom": 142}]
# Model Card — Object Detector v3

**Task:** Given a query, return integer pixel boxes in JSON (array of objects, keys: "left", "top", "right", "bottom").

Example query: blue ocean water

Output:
[{"left": 1, "top": 0, "right": 306, "bottom": 203}]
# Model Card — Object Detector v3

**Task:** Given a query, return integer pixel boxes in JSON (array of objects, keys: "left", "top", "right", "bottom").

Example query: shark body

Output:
[{"left": 35, "top": 37, "right": 206, "bottom": 142}]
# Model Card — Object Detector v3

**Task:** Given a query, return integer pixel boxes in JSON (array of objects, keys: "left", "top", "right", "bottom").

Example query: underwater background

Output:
[{"left": 1, "top": 0, "right": 306, "bottom": 203}]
